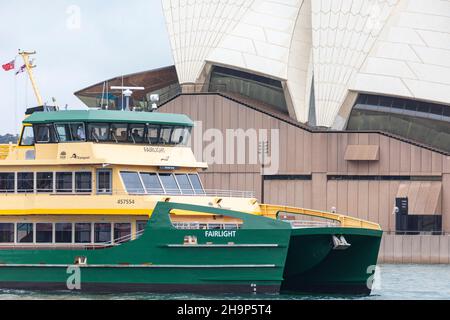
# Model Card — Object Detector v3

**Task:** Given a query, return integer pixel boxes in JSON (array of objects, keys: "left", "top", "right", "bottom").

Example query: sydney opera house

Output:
[{"left": 76, "top": 0, "right": 450, "bottom": 263}]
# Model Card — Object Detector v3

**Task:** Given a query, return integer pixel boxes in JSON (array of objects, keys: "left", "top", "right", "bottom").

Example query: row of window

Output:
[
  {"left": 0, "top": 221, "right": 148, "bottom": 244},
  {"left": 21, "top": 123, "right": 192, "bottom": 147},
  {"left": 121, "top": 172, "right": 204, "bottom": 195},
  {"left": 0, "top": 171, "right": 111, "bottom": 194}
]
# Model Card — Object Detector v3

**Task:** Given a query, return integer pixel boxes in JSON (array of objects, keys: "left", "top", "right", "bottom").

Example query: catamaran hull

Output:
[{"left": 281, "top": 227, "right": 383, "bottom": 295}]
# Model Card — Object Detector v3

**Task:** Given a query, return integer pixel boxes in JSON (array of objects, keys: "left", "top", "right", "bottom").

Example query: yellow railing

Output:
[
  {"left": 259, "top": 204, "right": 381, "bottom": 231},
  {"left": 0, "top": 144, "right": 16, "bottom": 160}
]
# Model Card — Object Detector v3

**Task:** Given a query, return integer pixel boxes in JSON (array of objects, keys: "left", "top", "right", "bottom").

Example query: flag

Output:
[
  {"left": 2, "top": 60, "right": 15, "bottom": 71},
  {"left": 15, "top": 64, "right": 26, "bottom": 75}
]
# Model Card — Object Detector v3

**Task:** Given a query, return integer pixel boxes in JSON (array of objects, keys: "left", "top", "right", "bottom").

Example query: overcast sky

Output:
[{"left": 0, "top": 0, "right": 173, "bottom": 134}]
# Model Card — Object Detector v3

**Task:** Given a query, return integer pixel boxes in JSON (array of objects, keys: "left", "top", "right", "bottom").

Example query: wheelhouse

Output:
[{"left": 19, "top": 110, "right": 194, "bottom": 146}]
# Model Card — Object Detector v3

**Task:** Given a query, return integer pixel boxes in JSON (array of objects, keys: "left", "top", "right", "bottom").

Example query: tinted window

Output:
[
  {"left": 188, "top": 174, "right": 204, "bottom": 194},
  {"left": 111, "top": 124, "right": 128, "bottom": 142},
  {"left": 0, "top": 223, "right": 14, "bottom": 243},
  {"left": 159, "top": 174, "right": 181, "bottom": 194},
  {"left": 17, "top": 172, "right": 34, "bottom": 193},
  {"left": 55, "top": 123, "right": 84, "bottom": 142},
  {"left": 114, "top": 223, "right": 131, "bottom": 243},
  {"left": 0, "top": 173, "right": 15, "bottom": 193},
  {"left": 36, "top": 223, "right": 53, "bottom": 243},
  {"left": 136, "top": 220, "right": 147, "bottom": 233},
  {"left": 88, "top": 123, "right": 110, "bottom": 142},
  {"left": 36, "top": 172, "right": 53, "bottom": 193},
  {"left": 140, "top": 173, "right": 164, "bottom": 194},
  {"left": 55, "top": 223, "right": 72, "bottom": 243},
  {"left": 75, "top": 172, "right": 92, "bottom": 193},
  {"left": 159, "top": 127, "right": 173, "bottom": 145},
  {"left": 17, "top": 223, "right": 33, "bottom": 243},
  {"left": 171, "top": 127, "right": 189, "bottom": 145},
  {"left": 147, "top": 126, "right": 160, "bottom": 144},
  {"left": 121, "top": 172, "right": 145, "bottom": 194},
  {"left": 56, "top": 172, "right": 73, "bottom": 193},
  {"left": 20, "top": 126, "right": 34, "bottom": 146},
  {"left": 75, "top": 223, "right": 91, "bottom": 243},
  {"left": 94, "top": 223, "right": 111, "bottom": 243},
  {"left": 175, "top": 174, "right": 194, "bottom": 195},
  {"left": 129, "top": 125, "right": 145, "bottom": 143},
  {"left": 97, "top": 170, "right": 112, "bottom": 194},
  {"left": 35, "top": 125, "right": 56, "bottom": 143}
]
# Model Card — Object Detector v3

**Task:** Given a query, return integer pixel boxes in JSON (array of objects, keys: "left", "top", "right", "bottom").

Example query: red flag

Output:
[{"left": 2, "top": 60, "right": 15, "bottom": 71}]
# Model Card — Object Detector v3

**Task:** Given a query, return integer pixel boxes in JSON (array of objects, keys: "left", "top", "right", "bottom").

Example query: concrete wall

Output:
[{"left": 160, "top": 94, "right": 450, "bottom": 263}]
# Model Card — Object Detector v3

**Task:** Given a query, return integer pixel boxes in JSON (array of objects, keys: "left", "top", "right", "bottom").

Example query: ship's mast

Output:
[{"left": 18, "top": 50, "right": 43, "bottom": 106}]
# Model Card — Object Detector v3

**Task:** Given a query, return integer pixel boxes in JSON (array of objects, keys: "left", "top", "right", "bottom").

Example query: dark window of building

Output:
[
  {"left": 55, "top": 223, "right": 73, "bottom": 243},
  {"left": 159, "top": 173, "right": 181, "bottom": 194},
  {"left": 97, "top": 170, "right": 112, "bottom": 194},
  {"left": 114, "top": 223, "right": 131, "bottom": 243},
  {"left": 347, "top": 94, "right": 450, "bottom": 152},
  {"left": 36, "top": 223, "right": 53, "bottom": 243},
  {"left": 175, "top": 174, "right": 194, "bottom": 195},
  {"left": 121, "top": 172, "right": 145, "bottom": 194},
  {"left": 209, "top": 65, "right": 288, "bottom": 114},
  {"left": 0, "top": 223, "right": 14, "bottom": 243},
  {"left": 36, "top": 172, "right": 54, "bottom": 193},
  {"left": 0, "top": 173, "right": 15, "bottom": 193},
  {"left": 17, "top": 223, "right": 33, "bottom": 243},
  {"left": 56, "top": 172, "right": 73, "bottom": 193},
  {"left": 75, "top": 223, "right": 91, "bottom": 243},
  {"left": 17, "top": 172, "right": 34, "bottom": 193},
  {"left": 75, "top": 172, "right": 92, "bottom": 193},
  {"left": 140, "top": 173, "right": 164, "bottom": 194},
  {"left": 94, "top": 223, "right": 111, "bottom": 243},
  {"left": 188, "top": 174, "right": 204, "bottom": 194}
]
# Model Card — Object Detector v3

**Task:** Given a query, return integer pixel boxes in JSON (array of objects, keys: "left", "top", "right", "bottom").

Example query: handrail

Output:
[{"left": 258, "top": 204, "right": 382, "bottom": 231}]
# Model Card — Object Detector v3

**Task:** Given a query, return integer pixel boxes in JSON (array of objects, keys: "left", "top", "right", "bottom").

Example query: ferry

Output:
[{"left": 0, "top": 52, "right": 382, "bottom": 295}]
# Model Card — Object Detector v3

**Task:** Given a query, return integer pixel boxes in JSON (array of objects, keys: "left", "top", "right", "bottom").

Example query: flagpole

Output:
[{"left": 18, "top": 50, "right": 43, "bottom": 106}]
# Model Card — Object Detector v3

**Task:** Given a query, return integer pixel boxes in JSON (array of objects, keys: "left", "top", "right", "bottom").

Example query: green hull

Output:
[
  {"left": 0, "top": 203, "right": 382, "bottom": 295},
  {"left": 0, "top": 203, "right": 291, "bottom": 294},
  {"left": 281, "top": 227, "right": 383, "bottom": 295}
]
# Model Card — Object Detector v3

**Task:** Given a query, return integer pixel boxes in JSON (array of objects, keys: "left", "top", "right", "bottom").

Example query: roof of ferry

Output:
[{"left": 23, "top": 109, "right": 194, "bottom": 127}]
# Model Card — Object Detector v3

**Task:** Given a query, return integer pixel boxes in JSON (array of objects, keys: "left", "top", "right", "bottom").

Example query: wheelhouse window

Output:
[
  {"left": 171, "top": 127, "right": 190, "bottom": 146},
  {"left": 159, "top": 127, "right": 173, "bottom": 145},
  {"left": 159, "top": 173, "right": 181, "bottom": 194},
  {"left": 94, "top": 223, "right": 112, "bottom": 243},
  {"left": 147, "top": 125, "right": 160, "bottom": 144},
  {"left": 0, "top": 223, "right": 14, "bottom": 243},
  {"left": 111, "top": 124, "right": 128, "bottom": 143},
  {"left": 20, "top": 126, "right": 34, "bottom": 146},
  {"left": 75, "top": 223, "right": 92, "bottom": 243},
  {"left": 17, "top": 172, "right": 34, "bottom": 193},
  {"left": 114, "top": 223, "right": 131, "bottom": 243},
  {"left": 56, "top": 172, "right": 73, "bottom": 193},
  {"left": 188, "top": 174, "right": 205, "bottom": 194},
  {"left": 129, "top": 124, "right": 145, "bottom": 143},
  {"left": 121, "top": 172, "right": 145, "bottom": 194},
  {"left": 97, "top": 169, "right": 112, "bottom": 194},
  {"left": 175, "top": 174, "right": 194, "bottom": 195},
  {"left": 54, "top": 123, "right": 86, "bottom": 142},
  {"left": 0, "top": 173, "right": 15, "bottom": 193},
  {"left": 140, "top": 173, "right": 164, "bottom": 194},
  {"left": 88, "top": 123, "right": 110, "bottom": 142},
  {"left": 35, "top": 125, "right": 57, "bottom": 143},
  {"left": 55, "top": 223, "right": 73, "bottom": 243},
  {"left": 36, "top": 223, "right": 53, "bottom": 243},
  {"left": 75, "top": 172, "right": 92, "bottom": 193},
  {"left": 37, "top": 172, "right": 54, "bottom": 193},
  {"left": 17, "top": 223, "right": 33, "bottom": 243}
]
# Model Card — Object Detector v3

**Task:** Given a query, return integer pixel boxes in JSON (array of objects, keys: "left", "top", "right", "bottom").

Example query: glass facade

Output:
[
  {"left": 347, "top": 94, "right": 450, "bottom": 152},
  {"left": 209, "top": 66, "right": 288, "bottom": 114}
]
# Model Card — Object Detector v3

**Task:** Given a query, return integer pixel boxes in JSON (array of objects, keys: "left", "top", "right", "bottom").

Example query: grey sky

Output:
[{"left": 0, "top": 0, "right": 173, "bottom": 134}]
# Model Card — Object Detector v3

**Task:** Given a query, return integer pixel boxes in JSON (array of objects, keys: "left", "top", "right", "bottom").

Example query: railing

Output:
[
  {"left": 287, "top": 220, "right": 341, "bottom": 229},
  {"left": 0, "top": 189, "right": 255, "bottom": 198},
  {"left": 259, "top": 204, "right": 382, "bottom": 231}
]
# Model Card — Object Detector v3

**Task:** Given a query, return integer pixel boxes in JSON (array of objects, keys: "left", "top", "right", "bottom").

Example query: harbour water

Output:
[{"left": 0, "top": 264, "right": 449, "bottom": 300}]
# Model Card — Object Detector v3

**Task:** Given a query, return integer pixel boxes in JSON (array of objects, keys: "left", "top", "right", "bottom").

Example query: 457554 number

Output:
[{"left": 117, "top": 199, "right": 136, "bottom": 205}]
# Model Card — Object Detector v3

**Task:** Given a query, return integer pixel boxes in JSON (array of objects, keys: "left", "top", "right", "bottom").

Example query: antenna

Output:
[
  {"left": 18, "top": 50, "right": 43, "bottom": 106},
  {"left": 110, "top": 86, "right": 144, "bottom": 111}
]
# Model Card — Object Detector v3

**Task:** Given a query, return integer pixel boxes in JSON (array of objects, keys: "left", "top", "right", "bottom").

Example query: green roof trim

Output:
[{"left": 23, "top": 110, "right": 194, "bottom": 127}]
